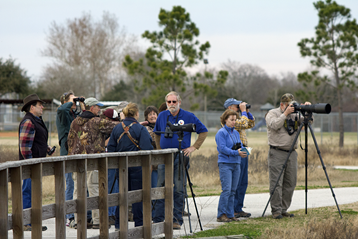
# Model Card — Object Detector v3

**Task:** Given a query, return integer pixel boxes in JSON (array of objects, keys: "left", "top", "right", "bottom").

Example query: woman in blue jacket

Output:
[
  {"left": 107, "top": 102, "right": 153, "bottom": 229},
  {"left": 216, "top": 109, "right": 247, "bottom": 222}
]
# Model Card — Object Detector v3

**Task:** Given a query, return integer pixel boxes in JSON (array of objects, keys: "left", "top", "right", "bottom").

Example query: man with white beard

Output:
[{"left": 152, "top": 91, "right": 208, "bottom": 230}]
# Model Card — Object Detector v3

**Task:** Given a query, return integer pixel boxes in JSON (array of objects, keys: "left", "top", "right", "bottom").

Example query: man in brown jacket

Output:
[
  {"left": 68, "top": 97, "right": 119, "bottom": 229},
  {"left": 265, "top": 93, "right": 311, "bottom": 219}
]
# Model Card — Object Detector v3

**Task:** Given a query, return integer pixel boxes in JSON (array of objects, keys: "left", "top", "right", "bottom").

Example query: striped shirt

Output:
[{"left": 19, "top": 119, "right": 35, "bottom": 159}]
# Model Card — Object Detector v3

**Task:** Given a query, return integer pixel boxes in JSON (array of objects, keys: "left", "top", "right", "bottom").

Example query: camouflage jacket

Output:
[{"left": 68, "top": 111, "right": 119, "bottom": 155}]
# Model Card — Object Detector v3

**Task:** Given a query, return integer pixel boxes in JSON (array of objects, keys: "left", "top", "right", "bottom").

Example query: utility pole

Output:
[{"left": 203, "top": 59, "right": 208, "bottom": 126}]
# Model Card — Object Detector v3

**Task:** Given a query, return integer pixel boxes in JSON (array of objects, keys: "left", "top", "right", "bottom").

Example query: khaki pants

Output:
[
  {"left": 268, "top": 148, "right": 297, "bottom": 214},
  {"left": 73, "top": 171, "right": 100, "bottom": 224}
]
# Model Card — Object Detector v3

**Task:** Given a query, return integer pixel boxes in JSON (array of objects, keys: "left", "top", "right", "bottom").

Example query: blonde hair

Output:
[
  {"left": 220, "top": 109, "right": 239, "bottom": 125},
  {"left": 60, "top": 90, "right": 74, "bottom": 104},
  {"left": 165, "top": 91, "right": 181, "bottom": 102},
  {"left": 122, "top": 102, "right": 139, "bottom": 118}
]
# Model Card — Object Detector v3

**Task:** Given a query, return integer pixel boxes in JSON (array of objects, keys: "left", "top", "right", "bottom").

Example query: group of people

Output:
[{"left": 18, "top": 90, "right": 310, "bottom": 232}]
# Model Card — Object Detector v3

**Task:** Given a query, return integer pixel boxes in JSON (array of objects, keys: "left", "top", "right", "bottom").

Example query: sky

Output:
[{"left": 1, "top": 0, "right": 358, "bottom": 81}]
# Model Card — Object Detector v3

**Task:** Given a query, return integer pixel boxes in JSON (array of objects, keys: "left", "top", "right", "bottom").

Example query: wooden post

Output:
[
  {"left": 32, "top": 163, "right": 43, "bottom": 239},
  {"left": 10, "top": 167, "right": 24, "bottom": 239},
  {"left": 119, "top": 156, "right": 128, "bottom": 239},
  {"left": 142, "top": 154, "right": 152, "bottom": 238},
  {"left": 54, "top": 161, "right": 66, "bottom": 239},
  {"left": 0, "top": 169, "right": 8, "bottom": 239},
  {"left": 77, "top": 159, "right": 87, "bottom": 239},
  {"left": 164, "top": 153, "right": 174, "bottom": 238},
  {"left": 98, "top": 157, "right": 109, "bottom": 239}
]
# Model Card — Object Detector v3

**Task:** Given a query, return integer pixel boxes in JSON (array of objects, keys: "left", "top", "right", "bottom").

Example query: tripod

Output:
[{"left": 262, "top": 111, "right": 342, "bottom": 218}]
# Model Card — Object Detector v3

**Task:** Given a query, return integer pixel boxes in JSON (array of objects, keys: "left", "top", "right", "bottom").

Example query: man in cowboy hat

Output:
[{"left": 19, "top": 93, "right": 55, "bottom": 231}]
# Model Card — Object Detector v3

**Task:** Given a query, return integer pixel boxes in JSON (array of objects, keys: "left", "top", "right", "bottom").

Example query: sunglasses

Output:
[{"left": 167, "top": 100, "right": 177, "bottom": 104}]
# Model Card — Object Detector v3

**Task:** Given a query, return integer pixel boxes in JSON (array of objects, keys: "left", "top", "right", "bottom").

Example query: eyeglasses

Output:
[{"left": 167, "top": 100, "right": 177, "bottom": 104}]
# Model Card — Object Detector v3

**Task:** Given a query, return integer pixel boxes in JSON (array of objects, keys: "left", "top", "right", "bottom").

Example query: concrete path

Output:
[{"left": 8, "top": 187, "right": 358, "bottom": 238}]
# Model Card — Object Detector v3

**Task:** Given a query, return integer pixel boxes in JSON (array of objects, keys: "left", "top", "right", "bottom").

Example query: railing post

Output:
[
  {"left": 164, "top": 153, "right": 174, "bottom": 238},
  {"left": 55, "top": 161, "right": 66, "bottom": 239},
  {"left": 98, "top": 156, "right": 109, "bottom": 238},
  {"left": 32, "top": 163, "right": 43, "bottom": 238},
  {"left": 10, "top": 167, "right": 24, "bottom": 239},
  {"left": 119, "top": 156, "right": 128, "bottom": 239},
  {"left": 142, "top": 154, "right": 152, "bottom": 238},
  {"left": 77, "top": 159, "right": 87, "bottom": 239},
  {"left": 0, "top": 169, "right": 8, "bottom": 239}
]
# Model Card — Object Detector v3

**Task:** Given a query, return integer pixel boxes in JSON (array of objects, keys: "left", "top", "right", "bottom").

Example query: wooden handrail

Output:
[{"left": 1, "top": 148, "right": 177, "bottom": 239}]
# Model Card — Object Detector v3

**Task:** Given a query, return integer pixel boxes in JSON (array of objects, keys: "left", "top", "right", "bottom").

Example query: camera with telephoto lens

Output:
[
  {"left": 164, "top": 121, "right": 196, "bottom": 138},
  {"left": 232, "top": 142, "right": 242, "bottom": 150},
  {"left": 291, "top": 102, "right": 331, "bottom": 114},
  {"left": 73, "top": 97, "right": 85, "bottom": 102}
]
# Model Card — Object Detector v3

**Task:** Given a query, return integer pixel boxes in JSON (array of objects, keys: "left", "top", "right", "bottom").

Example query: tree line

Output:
[{"left": 1, "top": 1, "right": 358, "bottom": 147}]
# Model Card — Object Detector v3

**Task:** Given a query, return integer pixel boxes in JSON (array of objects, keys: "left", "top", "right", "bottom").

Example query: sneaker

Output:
[
  {"left": 217, "top": 214, "right": 232, "bottom": 222},
  {"left": 229, "top": 217, "right": 240, "bottom": 221},
  {"left": 109, "top": 216, "right": 116, "bottom": 225},
  {"left": 173, "top": 222, "right": 181, "bottom": 230},
  {"left": 23, "top": 225, "right": 47, "bottom": 231},
  {"left": 235, "top": 211, "right": 251, "bottom": 218},
  {"left": 66, "top": 218, "right": 74, "bottom": 227},
  {"left": 69, "top": 220, "right": 77, "bottom": 229},
  {"left": 272, "top": 213, "right": 283, "bottom": 219},
  {"left": 92, "top": 224, "right": 111, "bottom": 229},
  {"left": 282, "top": 212, "right": 294, "bottom": 217}
]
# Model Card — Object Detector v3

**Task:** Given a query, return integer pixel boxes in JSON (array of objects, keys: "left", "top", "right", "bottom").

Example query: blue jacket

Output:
[
  {"left": 107, "top": 117, "right": 153, "bottom": 152},
  {"left": 56, "top": 102, "right": 79, "bottom": 155},
  {"left": 215, "top": 125, "right": 242, "bottom": 164},
  {"left": 154, "top": 109, "right": 208, "bottom": 149}
]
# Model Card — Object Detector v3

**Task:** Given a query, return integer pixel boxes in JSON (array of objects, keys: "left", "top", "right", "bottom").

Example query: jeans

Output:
[
  {"left": 108, "top": 169, "right": 119, "bottom": 217},
  {"left": 65, "top": 173, "right": 74, "bottom": 220},
  {"left": 153, "top": 154, "right": 187, "bottom": 225},
  {"left": 217, "top": 163, "right": 240, "bottom": 219},
  {"left": 22, "top": 178, "right": 32, "bottom": 209},
  {"left": 234, "top": 156, "right": 248, "bottom": 213},
  {"left": 115, "top": 166, "right": 143, "bottom": 228},
  {"left": 151, "top": 169, "right": 158, "bottom": 217}
]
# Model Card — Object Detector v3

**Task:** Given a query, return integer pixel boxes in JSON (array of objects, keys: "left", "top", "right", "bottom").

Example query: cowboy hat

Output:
[{"left": 21, "top": 94, "right": 45, "bottom": 112}]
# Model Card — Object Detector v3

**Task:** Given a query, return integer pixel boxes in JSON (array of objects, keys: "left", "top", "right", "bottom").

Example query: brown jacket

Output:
[{"left": 68, "top": 111, "right": 119, "bottom": 155}]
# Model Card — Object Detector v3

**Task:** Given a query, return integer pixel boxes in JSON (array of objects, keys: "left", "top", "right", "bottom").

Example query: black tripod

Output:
[{"left": 262, "top": 111, "right": 342, "bottom": 218}]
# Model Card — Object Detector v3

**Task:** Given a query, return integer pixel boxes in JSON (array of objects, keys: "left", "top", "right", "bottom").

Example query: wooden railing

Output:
[{"left": 0, "top": 148, "right": 177, "bottom": 239}]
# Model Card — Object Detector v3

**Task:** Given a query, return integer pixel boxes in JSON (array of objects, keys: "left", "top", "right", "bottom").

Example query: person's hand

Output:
[
  {"left": 140, "top": 121, "right": 149, "bottom": 126},
  {"left": 238, "top": 148, "right": 247, "bottom": 158},
  {"left": 183, "top": 146, "right": 196, "bottom": 157},
  {"left": 239, "top": 102, "right": 247, "bottom": 112},
  {"left": 284, "top": 104, "right": 295, "bottom": 116},
  {"left": 47, "top": 145, "right": 52, "bottom": 152},
  {"left": 302, "top": 102, "right": 311, "bottom": 106},
  {"left": 119, "top": 112, "right": 125, "bottom": 120}
]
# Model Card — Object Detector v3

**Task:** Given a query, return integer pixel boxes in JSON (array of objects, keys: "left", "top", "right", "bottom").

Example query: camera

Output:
[
  {"left": 48, "top": 146, "right": 56, "bottom": 155},
  {"left": 232, "top": 142, "right": 242, "bottom": 150},
  {"left": 73, "top": 97, "right": 85, "bottom": 102},
  {"left": 164, "top": 121, "right": 196, "bottom": 138},
  {"left": 291, "top": 102, "right": 331, "bottom": 114}
]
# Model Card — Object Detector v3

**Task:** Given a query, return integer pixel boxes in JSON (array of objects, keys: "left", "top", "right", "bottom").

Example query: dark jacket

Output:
[
  {"left": 56, "top": 102, "right": 79, "bottom": 155},
  {"left": 107, "top": 117, "right": 153, "bottom": 153},
  {"left": 19, "top": 112, "right": 48, "bottom": 160}
]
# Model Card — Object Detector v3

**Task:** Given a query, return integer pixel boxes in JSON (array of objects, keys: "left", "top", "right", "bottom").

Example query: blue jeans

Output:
[
  {"left": 108, "top": 169, "right": 119, "bottom": 217},
  {"left": 234, "top": 156, "right": 248, "bottom": 213},
  {"left": 153, "top": 154, "right": 187, "bottom": 225},
  {"left": 115, "top": 166, "right": 143, "bottom": 228},
  {"left": 23, "top": 178, "right": 32, "bottom": 209},
  {"left": 217, "top": 163, "right": 240, "bottom": 218},
  {"left": 65, "top": 173, "right": 74, "bottom": 220}
]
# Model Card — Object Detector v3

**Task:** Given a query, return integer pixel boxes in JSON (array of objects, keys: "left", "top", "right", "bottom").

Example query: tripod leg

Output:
[
  {"left": 185, "top": 166, "right": 203, "bottom": 231},
  {"left": 262, "top": 122, "right": 305, "bottom": 217},
  {"left": 307, "top": 124, "right": 343, "bottom": 219},
  {"left": 184, "top": 182, "right": 192, "bottom": 233}
]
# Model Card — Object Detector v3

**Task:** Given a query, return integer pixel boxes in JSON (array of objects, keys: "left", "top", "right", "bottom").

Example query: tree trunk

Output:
[{"left": 335, "top": 74, "right": 344, "bottom": 147}]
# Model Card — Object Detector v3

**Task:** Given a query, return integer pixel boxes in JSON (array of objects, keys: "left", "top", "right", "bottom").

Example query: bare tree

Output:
[{"left": 40, "top": 12, "right": 138, "bottom": 98}]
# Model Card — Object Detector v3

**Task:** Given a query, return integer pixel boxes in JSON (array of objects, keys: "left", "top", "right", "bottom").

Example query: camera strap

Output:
[
  {"left": 224, "top": 126, "right": 240, "bottom": 146},
  {"left": 117, "top": 122, "right": 141, "bottom": 150}
]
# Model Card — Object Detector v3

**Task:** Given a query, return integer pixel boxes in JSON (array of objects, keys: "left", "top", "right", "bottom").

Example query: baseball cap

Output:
[
  {"left": 103, "top": 108, "right": 118, "bottom": 119},
  {"left": 224, "top": 98, "right": 242, "bottom": 109},
  {"left": 281, "top": 93, "right": 294, "bottom": 103},
  {"left": 84, "top": 97, "right": 104, "bottom": 107}
]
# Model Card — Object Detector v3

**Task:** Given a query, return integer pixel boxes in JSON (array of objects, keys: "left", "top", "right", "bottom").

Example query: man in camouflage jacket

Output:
[
  {"left": 224, "top": 98, "right": 255, "bottom": 218},
  {"left": 67, "top": 97, "right": 119, "bottom": 229}
]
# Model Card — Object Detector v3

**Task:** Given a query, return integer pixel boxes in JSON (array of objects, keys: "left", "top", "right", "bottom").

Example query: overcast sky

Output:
[{"left": 1, "top": 0, "right": 358, "bottom": 81}]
